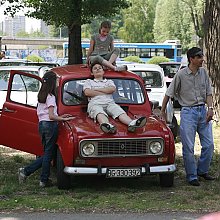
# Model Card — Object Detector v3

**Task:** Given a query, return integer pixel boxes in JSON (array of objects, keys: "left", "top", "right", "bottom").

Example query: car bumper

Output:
[{"left": 64, "top": 164, "right": 176, "bottom": 175}]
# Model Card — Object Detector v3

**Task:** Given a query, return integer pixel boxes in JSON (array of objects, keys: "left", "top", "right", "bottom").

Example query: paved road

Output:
[{"left": 0, "top": 211, "right": 204, "bottom": 220}]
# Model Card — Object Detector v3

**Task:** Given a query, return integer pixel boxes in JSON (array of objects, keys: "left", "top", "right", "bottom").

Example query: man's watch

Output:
[{"left": 208, "top": 106, "right": 214, "bottom": 110}]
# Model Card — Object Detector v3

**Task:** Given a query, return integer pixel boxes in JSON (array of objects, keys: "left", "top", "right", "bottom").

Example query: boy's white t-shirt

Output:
[{"left": 37, "top": 94, "right": 58, "bottom": 121}]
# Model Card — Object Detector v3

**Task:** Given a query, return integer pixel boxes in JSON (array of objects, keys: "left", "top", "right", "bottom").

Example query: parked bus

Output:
[{"left": 63, "top": 40, "right": 182, "bottom": 62}]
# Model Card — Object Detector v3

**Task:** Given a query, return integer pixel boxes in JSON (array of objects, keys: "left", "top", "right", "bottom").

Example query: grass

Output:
[{"left": 0, "top": 123, "right": 220, "bottom": 214}]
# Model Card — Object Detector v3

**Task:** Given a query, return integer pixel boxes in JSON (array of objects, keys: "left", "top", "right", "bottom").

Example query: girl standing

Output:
[{"left": 18, "top": 71, "right": 74, "bottom": 187}]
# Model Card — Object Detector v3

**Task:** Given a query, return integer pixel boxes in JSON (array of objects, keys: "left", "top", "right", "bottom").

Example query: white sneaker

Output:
[
  {"left": 128, "top": 116, "right": 147, "bottom": 132},
  {"left": 18, "top": 168, "right": 27, "bottom": 184},
  {"left": 115, "top": 65, "right": 127, "bottom": 72},
  {"left": 100, "top": 123, "right": 117, "bottom": 134}
]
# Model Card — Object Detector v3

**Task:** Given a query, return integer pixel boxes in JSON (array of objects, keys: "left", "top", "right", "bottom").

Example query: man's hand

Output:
[
  {"left": 160, "top": 110, "right": 167, "bottom": 122},
  {"left": 206, "top": 108, "right": 213, "bottom": 123}
]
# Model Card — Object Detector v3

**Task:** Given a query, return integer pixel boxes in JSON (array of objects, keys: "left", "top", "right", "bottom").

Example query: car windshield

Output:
[
  {"left": 159, "top": 64, "right": 180, "bottom": 77},
  {"left": 131, "top": 70, "right": 162, "bottom": 87},
  {"left": 62, "top": 78, "right": 145, "bottom": 106}
]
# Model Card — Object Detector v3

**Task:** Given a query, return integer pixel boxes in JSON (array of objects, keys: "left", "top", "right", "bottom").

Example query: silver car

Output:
[{"left": 0, "top": 65, "right": 50, "bottom": 109}]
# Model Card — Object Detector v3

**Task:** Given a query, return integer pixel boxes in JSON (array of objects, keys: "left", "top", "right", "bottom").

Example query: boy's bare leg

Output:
[
  {"left": 118, "top": 113, "right": 132, "bottom": 125},
  {"left": 96, "top": 113, "right": 109, "bottom": 125}
]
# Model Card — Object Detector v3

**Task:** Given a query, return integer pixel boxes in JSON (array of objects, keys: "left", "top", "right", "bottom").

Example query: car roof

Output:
[
  {"left": 0, "top": 65, "right": 48, "bottom": 71},
  {"left": 0, "top": 65, "right": 50, "bottom": 78},
  {"left": 51, "top": 64, "right": 144, "bottom": 81},
  {"left": 126, "top": 63, "right": 164, "bottom": 72}
]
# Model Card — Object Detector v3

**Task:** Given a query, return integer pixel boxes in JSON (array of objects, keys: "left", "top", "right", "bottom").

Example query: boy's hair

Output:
[
  {"left": 100, "top": 20, "right": 111, "bottom": 29},
  {"left": 38, "top": 71, "right": 57, "bottom": 103},
  {"left": 90, "top": 61, "right": 104, "bottom": 73}
]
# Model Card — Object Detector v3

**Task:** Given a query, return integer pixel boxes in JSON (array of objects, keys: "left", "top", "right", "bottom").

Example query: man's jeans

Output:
[
  {"left": 24, "top": 121, "right": 58, "bottom": 183},
  {"left": 180, "top": 105, "right": 214, "bottom": 182}
]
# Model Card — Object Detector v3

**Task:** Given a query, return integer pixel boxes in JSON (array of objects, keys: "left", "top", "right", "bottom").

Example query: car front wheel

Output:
[{"left": 57, "top": 148, "right": 71, "bottom": 190}]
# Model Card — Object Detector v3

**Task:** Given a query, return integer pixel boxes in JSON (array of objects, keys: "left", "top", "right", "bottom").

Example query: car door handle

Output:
[{"left": 3, "top": 107, "right": 16, "bottom": 113}]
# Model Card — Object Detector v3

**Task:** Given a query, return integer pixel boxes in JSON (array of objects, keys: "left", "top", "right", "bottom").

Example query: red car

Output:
[{"left": 0, "top": 65, "right": 176, "bottom": 189}]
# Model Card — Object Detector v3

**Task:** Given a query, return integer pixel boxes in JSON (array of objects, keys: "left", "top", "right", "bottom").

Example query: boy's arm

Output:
[
  {"left": 84, "top": 88, "right": 104, "bottom": 97},
  {"left": 94, "top": 86, "right": 116, "bottom": 94}
]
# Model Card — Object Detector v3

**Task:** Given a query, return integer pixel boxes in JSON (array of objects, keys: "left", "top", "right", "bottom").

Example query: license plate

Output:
[{"left": 106, "top": 168, "right": 141, "bottom": 178}]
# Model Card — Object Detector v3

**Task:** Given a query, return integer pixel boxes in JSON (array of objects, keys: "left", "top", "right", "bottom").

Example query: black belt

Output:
[{"left": 182, "top": 104, "right": 205, "bottom": 108}]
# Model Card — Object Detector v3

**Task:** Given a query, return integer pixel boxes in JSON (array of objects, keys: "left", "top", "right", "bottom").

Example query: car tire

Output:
[
  {"left": 57, "top": 148, "right": 71, "bottom": 190},
  {"left": 171, "top": 115, "right": 178, "bottom": 139},
  {"left": 159, "top": 173, "right": 174, "bottom": 187}
]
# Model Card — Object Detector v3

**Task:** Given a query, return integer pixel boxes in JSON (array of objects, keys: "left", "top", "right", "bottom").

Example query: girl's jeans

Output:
[
  {"left": 180, "top": 105, "right": 214, "bottom": 182},
  {"left": 24, "top": 121, "right": 58, "bottom": 183}
]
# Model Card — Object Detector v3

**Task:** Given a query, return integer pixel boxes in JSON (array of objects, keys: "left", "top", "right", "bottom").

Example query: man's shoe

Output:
[
  {"left": 39, "top": 179, "right": 54, "bottom": 188},
  {"left": 189, "top": 179, "right": 200, "bottom": 186},
  {"left": 198, "top": 173, "right": 215, "bottom": 180}
]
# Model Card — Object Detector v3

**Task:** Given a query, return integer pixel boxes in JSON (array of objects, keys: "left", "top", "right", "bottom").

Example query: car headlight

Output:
[
  {"left": 82, "top": 143, "right": 95, "bottom": 156},
  {"left": 149, "top": 141, "right": 162, "bottom": 154}
]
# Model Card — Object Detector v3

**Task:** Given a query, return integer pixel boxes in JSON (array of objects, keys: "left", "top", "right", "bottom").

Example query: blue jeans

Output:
[
  {"left": 24, "top": 121, "right": 58, "bottom": 183},
  {"left": 180, "top": 105, "right": 214, "bottom": 182}
]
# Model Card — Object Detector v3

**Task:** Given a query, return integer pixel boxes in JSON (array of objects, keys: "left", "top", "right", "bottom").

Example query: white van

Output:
[{"left": 126, "top": 63, "right": 178, "bottom": 138}]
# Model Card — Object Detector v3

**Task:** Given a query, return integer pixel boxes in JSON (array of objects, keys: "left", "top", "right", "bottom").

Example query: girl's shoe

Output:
[
  {"left": 128, "top": 116, "right": 147, "bottom": 132},
  {"left": 18, "top": 167, "right": 27, "bottom": 184},
  {"left": 115, "top": 65, "right": 127, "bottom": 72},
  {"left": 100, "top": 123, "right": 117, "bottom": 134}
]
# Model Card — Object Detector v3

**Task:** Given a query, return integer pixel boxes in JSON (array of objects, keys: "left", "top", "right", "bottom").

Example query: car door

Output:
[{"left": 0, "top": 71, "right": 43, "bottom": 156}]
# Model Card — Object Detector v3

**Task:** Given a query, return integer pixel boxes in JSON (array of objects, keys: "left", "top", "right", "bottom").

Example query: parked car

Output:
[
  {"left": 0, "top": 64, "right": 176, "bottom": 189},
  {"left": 0, "top": 59, "right": 30, "bottom": 66},
  {"left": 159, "top": 61, "right": 187, "bottom": 87},
  {"left": 0, "top": 65, "right": 50, "bottom": 109},
  {"left": 126, "top": 63, "right": 178, "bottom": 139},
  {"left": 159, "top": 62, "right": 187, "bottom": 108},
  {"left": 24, "top": 61, "right": 60, "bottom": 68}
]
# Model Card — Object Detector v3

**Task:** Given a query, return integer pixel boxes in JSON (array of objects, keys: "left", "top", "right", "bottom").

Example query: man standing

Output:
[{"left": 161, "top": 47, "right": 215, "bottom": 186}]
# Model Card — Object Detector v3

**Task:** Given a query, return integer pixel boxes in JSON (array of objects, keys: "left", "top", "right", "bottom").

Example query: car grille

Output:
[
  {"left": 80, "top": 138, "right": 164, "bottom": 157},
  {"left": 97, "top": 140, "right": 148, "bottom": 156}
]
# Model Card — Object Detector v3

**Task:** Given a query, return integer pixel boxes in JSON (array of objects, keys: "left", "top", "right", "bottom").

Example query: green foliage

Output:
[
  {"left": 153, "top": 0, "right": 203, "bottom": 51},
  {"left": 147, "top": 56, "right": 169, "bottom": 64},
  {"left": 118, "top": 0, "right": 158, "bottom": 42},
  {"left": 124, "top": 56, "right": 143, "bottom": 63},
  {"left": 26, "top": 54, "right": 44, "bottom": 62}
]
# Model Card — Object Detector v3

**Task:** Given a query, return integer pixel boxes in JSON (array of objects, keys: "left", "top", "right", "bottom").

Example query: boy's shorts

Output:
[{"left": 88, "top": 102, "right": 125, "bottom": 120}]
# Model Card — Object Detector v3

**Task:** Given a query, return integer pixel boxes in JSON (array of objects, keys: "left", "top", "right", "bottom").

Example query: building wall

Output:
[{"left": 3, "top": 16, "right": 25, "bottom": 37}]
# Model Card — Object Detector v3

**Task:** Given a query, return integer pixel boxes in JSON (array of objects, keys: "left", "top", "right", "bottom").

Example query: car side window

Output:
[{"left": 10, "top": 74, "right": 41, "bottom": 107}]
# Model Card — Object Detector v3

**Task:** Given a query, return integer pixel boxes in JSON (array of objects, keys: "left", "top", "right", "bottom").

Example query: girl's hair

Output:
[
  {"left": 100, "top": 20, "right": 111, "bottom": 29},
  {"left": 99, "top": 21, "right": 111, "bottom": 33},
  {"left": 38, "top": 71, "right": 57, "bottom": 103}
]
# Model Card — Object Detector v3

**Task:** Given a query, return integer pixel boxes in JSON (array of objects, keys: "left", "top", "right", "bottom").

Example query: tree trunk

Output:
[
  {"left": 68, "top": 0, "right": 82, "bottom": 65},
  {"left": 68, "top": 24, "right": 82, "bottom": 64},
  {"left": 203, "top": 0, "right": 220, "bottom": 122}
]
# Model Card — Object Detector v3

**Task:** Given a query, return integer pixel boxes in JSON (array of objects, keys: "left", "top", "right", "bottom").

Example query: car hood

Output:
[{"left": 65, "top": 115, "right": 169, "bottom": 139}]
